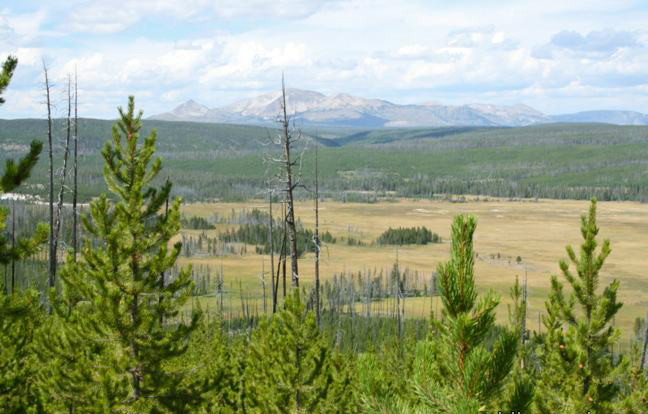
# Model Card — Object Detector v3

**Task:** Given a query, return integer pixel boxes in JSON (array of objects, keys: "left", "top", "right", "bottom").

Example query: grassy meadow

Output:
[{"left": 179, "top": 196, "right": 648, "bottom": 346}]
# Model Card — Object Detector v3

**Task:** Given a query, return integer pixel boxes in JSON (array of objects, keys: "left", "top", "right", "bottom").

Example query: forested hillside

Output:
[{"left": 3, "top": 118, "right": 648, "bottom": 202}]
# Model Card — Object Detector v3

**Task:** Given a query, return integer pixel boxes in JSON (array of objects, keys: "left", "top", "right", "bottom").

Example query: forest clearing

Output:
[{"left": 179, "top": 197, "right": 648, "bottom": 345}]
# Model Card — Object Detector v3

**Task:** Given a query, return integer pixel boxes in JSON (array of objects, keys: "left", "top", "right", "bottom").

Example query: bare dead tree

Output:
[
  {"left": 159, "top": 178, "right": 170, "bottom": 324},
  {"left": 522, "top": 268, "right": 528, "bottom": 345},
  {"left": 273, "top": 233, "right": 283, "bottom": 308},
  {"left": 72, "top": 68, "right": 79, "bottom": 260},
  {"left": 10, "top": 199, "right": 15, "bottom": 293},
  {"left": 269, "top": 190, "right": 277, "bottom": 313},
  {"left": 395, "top": 252, "right": 402, "bottom": 342},
  {"left": 521, "top": 268, "right": 528, "bottom": 369},
  {"left": 261, "top": 260, "right": 267, "bottom": 314},
  {"left": 313, "top": 144, "right": 321, "bottom": 326},
  {"left": 276, "top": 75, "right": 300, "bottom": 287},
  {"left": 43, "top": 60, "right": 55, "bottom": 289},
  {"left": 641, "top": 310, "right": 648, "bottom": 374},
  {"left": 52, "top": 75, "right": 73, "bottom": 277},
  {"left": 282, "top": 201, "right": 288, "bottom": 296}
]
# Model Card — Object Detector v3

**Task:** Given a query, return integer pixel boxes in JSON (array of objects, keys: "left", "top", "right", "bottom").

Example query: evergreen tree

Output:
[
  {"left": 35, "top": 283, "right": 115, "bottom": 414},
  {"left": 169, "top": 319, "right": 242, "bottom": 414},
  {"left": 0, "top": 139, "right": 46, "bottom": 270},
  {"left": 0, "top": 55, "right": 47, "bottom": 414},
  {"left": 411, "top": 215, "right": 532, "bottom": 414},
  {"left": 0, "top": 55, "right": 17, "bottom": 105},
  {"left": 245, "top": 290, "right": 358, "bottom": 414},
  {"left": 535, "top": 199, "right": 634, "bottom": 413},
  {"left": 0, "top": 290, "right": 43, "bottom": 414},
  {"left": 0, "top": 55, "right": 47, "bottom": 270},
  {"left": 356, "top": 339, "right": 417, "bottom": 414},
  {"left": 56, "top": 96, "right": 199, "bottom": 413},
  {"left": 504, "top": 275, "right": 535, "bottom": 413}
]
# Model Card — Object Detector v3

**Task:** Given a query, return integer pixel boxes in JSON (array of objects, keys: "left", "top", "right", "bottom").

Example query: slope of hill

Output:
[
  {"left": 3, "top": 119, "right": 648, "bottom": 202},
  {"left": 0, "top": 118, "right": 276, "bottom": 153},
  {"left": 551, "top": 110, "right": 648, "bottom": 125}
]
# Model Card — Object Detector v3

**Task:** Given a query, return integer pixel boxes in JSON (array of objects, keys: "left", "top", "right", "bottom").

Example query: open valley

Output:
[{"left": 180, "top": 197, "right": 648, "bottom": 344}]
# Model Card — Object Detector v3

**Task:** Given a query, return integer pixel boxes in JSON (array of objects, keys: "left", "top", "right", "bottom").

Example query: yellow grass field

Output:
[{"left": 179, "top": 197, "right": 648, "bottom": 345}]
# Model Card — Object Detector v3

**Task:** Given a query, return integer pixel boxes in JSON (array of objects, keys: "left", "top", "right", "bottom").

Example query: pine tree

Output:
[
  {"left": 356, "top": 339, "right": 417, "bottom": 414},
  {"left": 167, "top": 318, "right": 242, "bottom": 414},
  {"left": 245, "top": 290, "right": 358, "bottom": 414},
  {"left": 0, "top": 55, "right": 17, "bottom": 105},
  {"left": 0, "top": 140, "right": 47, "bottom": 270},
  {"left": 0, "top": 55, "right": 47, "bottom": 269},
  {"left": 0, "top": 55, "right": 47, "bottom": 414},
  {"left": 536, "top": 199, "right": 627, "bottom": 414},
  {"left": 0, "top": 289, "right": 44, "bottom": 414},
  {"left": 56, "top": 96, "right": 199, "bottom": 413},
  {"left": 411, "top": 215, "right": 532, "bottom": 414},
  {"left": 35, "top": 300, "right": 113, "bottom": 414},
  {"left": 504, "top": 274, "right": 535, "bottom": 413}
]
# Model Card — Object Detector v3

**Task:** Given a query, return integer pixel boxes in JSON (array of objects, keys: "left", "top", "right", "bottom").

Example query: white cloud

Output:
[
  {"left": 2, "top": 0, "right": 648, "bottom": 117},
  {"left": 63, "top": 0, "right": 342, "bottom": 34}
]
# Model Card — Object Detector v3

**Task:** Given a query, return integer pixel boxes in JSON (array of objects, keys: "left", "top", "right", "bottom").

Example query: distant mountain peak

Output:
[
  {"left": 171, "top": 100, "right": 209, "bottom": 118},
  {"left": 149, "top": 89, "right": 648, "bottom": 127}
]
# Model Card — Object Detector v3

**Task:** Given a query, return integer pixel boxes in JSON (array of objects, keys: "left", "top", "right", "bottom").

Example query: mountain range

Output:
[{"left": 150, "top": 89, "right": 648, "bottom": 127}]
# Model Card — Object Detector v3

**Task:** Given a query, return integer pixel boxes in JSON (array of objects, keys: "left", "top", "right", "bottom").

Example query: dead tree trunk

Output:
[
  {"left": 395, "top": 256, "right": 402, "bottom": 342},
  {"left": 521, "top": 269, "right": 528, "bottom": 369},
  {"left": 282, "top": 201, "right": 287, "bottom": 298},
  {"left": 43, "top": 61, "right": 55, "bottom": 289},
  {"left": 279, "top": 76, "right": 299, "bottom": 287},
  {"left": 269, "top": 192, "right": 276, "bottom": 313},
  {"left": 52, "top": 76, "right": 73, "bottom": 268},
  {"left": 159, "top": 182, "right": 169, "bottom": 324},
  {"left": 72, "top": 68, "right": 79, "bottom": 260},
  {"left": 261, "top": 261, "right": 267, "bottom": 314},
  {"left": 10, "top": 199, "right": 15, "bottom": 293},
  {"left": 641, "top": 311, "right": 648, "bottom": 374},
  {"left": 314, "top": 145, "right": 321, "bottom": 326}
]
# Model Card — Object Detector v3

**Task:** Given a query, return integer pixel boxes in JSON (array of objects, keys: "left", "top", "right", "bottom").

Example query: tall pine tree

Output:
[
  {"left": 535, "top": 199, "right": 636, "bottom": 413},
  {"left": 411, "top": 215, "right": 532, "bottom": 414},
  {"left": 57, "top": 96, "right": 199, "bottom": 413},
  {"left": 0, "top": 55, "right": 47, "bottom": 270},
  {"left": 0, "top": 55, "right": 48, "bottom": 414}
]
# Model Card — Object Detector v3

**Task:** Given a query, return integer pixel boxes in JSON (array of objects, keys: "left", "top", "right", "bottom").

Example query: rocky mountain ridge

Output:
[{"left": 150, "top": 88, "right": 648, "bottom": 127}]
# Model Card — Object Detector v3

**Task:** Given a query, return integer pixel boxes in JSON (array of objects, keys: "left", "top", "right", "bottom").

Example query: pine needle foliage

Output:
[
  {"left": 0, "top": 55, "right": 47, "bottom": 414},
  {"left": 0, "top": 55, "right": 17, "bottom": 105},
  {"left": 169, "top": 319, "right": 243, "bottom": 414},
  {"left": 0, "top": 290, "right": 43, "bottom": 414},
  {"left": 57, "top": 96, "right": 199, "bottom": 413},
  {"left": 245, "top": 290, "right": 359, "bottom": 414},
  {"left": 536, "top": 199, "right": 628, "bottom": 414},
  {"left": 35, "top": 285, "right": 115, "bottom": 414},
  {"left": 412, "top": 214, "right": 530, "bottom": 414},
  {"left": 0, "top": 55, "right": 47, "bottom": 268}
]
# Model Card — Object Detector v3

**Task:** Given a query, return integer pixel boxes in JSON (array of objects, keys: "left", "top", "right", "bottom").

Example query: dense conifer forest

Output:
[
  {"left": 4, "top": 118, "right": 648, "bottom": 203},
  {"left": 1, "top": 55, "right": 648, "bottom": 414}
]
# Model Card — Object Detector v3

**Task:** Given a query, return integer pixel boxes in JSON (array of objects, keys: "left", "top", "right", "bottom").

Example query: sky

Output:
[{"left": 1, "top": 0, "right": 647, "bottom": 119}]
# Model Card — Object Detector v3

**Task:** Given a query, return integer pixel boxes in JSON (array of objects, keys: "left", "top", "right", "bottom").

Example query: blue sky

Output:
[{"left": 1, "top": 0, "right": 647, "bottom": 118}]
